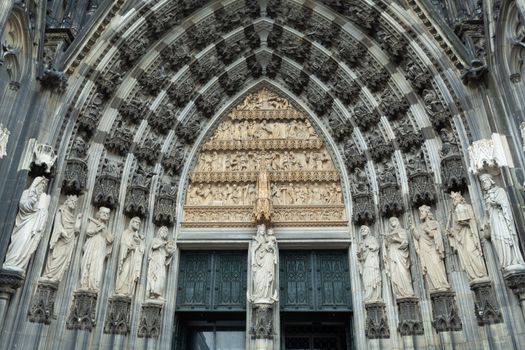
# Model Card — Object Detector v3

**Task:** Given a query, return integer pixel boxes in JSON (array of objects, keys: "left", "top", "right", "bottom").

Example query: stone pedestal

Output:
[
  {"left": 396, "top": 297, "right": 423, "bottom": 336},
  {"left": 104, "top": 294, "right": 132, "bottom": 335},
  {"left": 504, "top": 269, "right": 525, "bottom": 319},
  {"left": 0, "top": 268, "right": 24, "bottom": 330},
  {"left": 365, "top": 302, "right": 390, "bottom": 339},
  {"left": 470, "top": 279, "right": 502, "bottom": 326},
  {"left": 430, "top": 291, "right": 462, "bottom": 332},
  {"left": 28, "top": 279, "right": 59, "bottom": 324},
  {"left": 66, "top": 289, "right": 98, "bottom": 331},
  {"left": 138, "top": 299, "right": 163, "bottom": 338},
  {"left": 251, "top": 303, "right": 274, "bottom": 339}
]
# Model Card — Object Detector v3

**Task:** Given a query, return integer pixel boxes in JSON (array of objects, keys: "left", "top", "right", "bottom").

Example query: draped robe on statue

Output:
[
  {"left": 251, "top": 227, "right": 277, "bottom": 302},
  {"left": 147, "top": 236, "right": 173, "bottom": 299},
  {"left": 80, "top": 218, "right": 113, "bottom": 291},
  {"left": 42, "top": 203, "right": 79, "bottom": 281},
  {"left": 484, "top": 186, "right": 525, "bottom": 269},
  {"left": 384, "top": 225, "right": 414, "bottom": 298},
  {"left": 115, "top": 228, "right": 144, "bottom": 296},
  {"left": 414, "top": 219, "right": 450, "bottom": 292},
  {"left": 358, "top": 234, "right": 382, "bottom": 302},
  {"left": 3, "top": 178, "right": 50, "bottom": 273}
]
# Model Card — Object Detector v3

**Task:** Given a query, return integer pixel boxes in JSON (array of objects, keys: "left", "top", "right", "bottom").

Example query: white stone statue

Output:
[
  {"left": 147, "top": 226, "right": 175, "bottom": 300},
  {"left": 115, "top": 216, "right": 145, "bottom": 297},
  {"left": 3, "top": 176, "right": 50, "bottom": 274},
  {"left": 250, "top": 224, "right": 278, "bottom": 303},
  {"left": 383, "top": 217, "right": 415, "bottom": 298},
  {"left": 480, "top": 173, "right": 525, "bottom": 272},
  {"left": 412, "top": 205, "right": 451, "bottom": 292},
  {"left": 357, "top": 225, "right": 381, "bottom": 302},
  {"left": 79, "top": 207, "right": 113, "bottom": 291},
  {"left": 42, "top": 195, "right": 82, "bottom": 282},
  {"left": 33, "top": 143, "right": 57, "bottom": 173},
  {"left": 0, "top": 124, "right": 10, "bottom": 159},
  {"left": 447, "top": 192, "right": 488, "bottom": 282}
]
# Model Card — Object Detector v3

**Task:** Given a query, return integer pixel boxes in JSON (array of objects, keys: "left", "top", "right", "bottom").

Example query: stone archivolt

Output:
[{"left": 183, "top": 88, "right": 346, "bottom": 227}]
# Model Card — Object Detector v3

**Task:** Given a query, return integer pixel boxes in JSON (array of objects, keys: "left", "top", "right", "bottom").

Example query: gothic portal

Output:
[{"left": 1, "top": 0, "right": 525, "bottom": 349}]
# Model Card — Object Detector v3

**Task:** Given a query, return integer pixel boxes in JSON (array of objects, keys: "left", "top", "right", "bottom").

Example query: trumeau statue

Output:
[
  {"left": 146, "top": 226, "right": 176, "bottom": 300},
  {"left": 79, "top": 207, "right": 113, "bottom": 292},
  {"left": 42, "top": 195, "right": 82, "bottom": 282},
  {"left": 250, "top": 224, "right": 278, "bottom": 303},
  {"left": 357, "top": 225, "right": 382, "bottom": 303},
  {"left": 0, "top": 123, "right": 10, "bottom": 159},
  {"left": 383, "top": 217, "right": 415, "bottom": 298},
  {"left": 413, "top": 205, "right": 451, "bottom": 292},
  {"left": 3, "top": 177, "right": 50, "bottom": 274},
  {"left": 479, "top": 173, "right": 525, "bottom": 272},
  {"left": 447, "top": 192, "right": 488, "bottom": 282},
  {"left": 115, "top": 217, "right": 145, "bottom": 297}
]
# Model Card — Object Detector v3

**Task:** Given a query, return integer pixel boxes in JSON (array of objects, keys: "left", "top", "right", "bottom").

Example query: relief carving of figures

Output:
[
  {"left": 0, "top": 123, "right": 10, "bottom": 158},
  {"left": 480, "top": 174, "right": 525, "bottom": 272},
  {"left": 357, "top": 225, "right": 382, "bottom": 302},
  {"left": 383, "top": 217, "right": 415, "bottom": 298},
  {"left": 115, "top": 217, "right": 145, "bottom": 297},
  {"left": 3, "top": 177, "right": 50, "bottom": 274},
  {"left": 255, "top": 160, "right": 272, "bottom": 223},
  {"left": 79, "top": 207, "right": 113, "bottom": 291},
  {"left": 42, "top": 196, "right": 82, "bottom": 282},
  {"left": 447, "top": 192, "right": 488, "bottom": 282},
  {"left": 250, "top": 224, "right": 278, "bottom": 303},
  {"left": 412, "top": 205, "right": 451, "bottom": 292},
  {"left": 147, "top": 227, "right": 176, "bottom": 300}
]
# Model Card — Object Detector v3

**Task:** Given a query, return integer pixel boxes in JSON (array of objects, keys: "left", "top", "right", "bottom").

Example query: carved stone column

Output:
[
  {"left": 430, "top": 291, "right": 462, "bottom": 332},
  {"left": 27, "top": 279, "right": 59, "bottom": 324},
  {"left": 470, "top": 279, "right": 503, "bottom": 325},
  {"left": 364, "top": 302, "right": 390, "bottom": 339},
  {"left": 396, "top": 297, "right": 423, "bottom": 336},
  {"left": 138, "top": 300, "right": 163, "bottom": 338}
]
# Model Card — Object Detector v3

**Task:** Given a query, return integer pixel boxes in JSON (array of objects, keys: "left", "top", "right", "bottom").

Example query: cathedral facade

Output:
[{"left": 1, "top": 0, "right": 525, "bottom": 349}]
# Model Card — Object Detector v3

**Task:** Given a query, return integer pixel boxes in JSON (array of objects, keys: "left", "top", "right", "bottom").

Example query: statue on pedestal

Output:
[
  {"left": 115, "top": 217, "right": 145, "bottom": 297},
  {"left": 146, "top": 226, "right": 175, "bottom": 300},
  {"left": 3, "top": 176, "right": 50, "bottom": 274},
  {"left": 357, "top": 225, "right": 382, "bottom": 302},
  {"left": 479, "top": 173, "right": 525, "bottom": 273},
  {"left": 79, "top": 207, "right": 113, "bottom": 291},
  {"left": 250, "top": 224, "right": 277, "bottom": 303},
  {"left": 412, "top": 205, "right": 450, "bottom": 292}
]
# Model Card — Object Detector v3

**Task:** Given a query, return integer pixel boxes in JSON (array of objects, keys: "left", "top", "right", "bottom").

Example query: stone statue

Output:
[
  {"left": 79, "top": 207, "right": 113, "bottom": 291},
  {"left": 383, "top": 217, "right": 415, "bottom": 298},
  {"left": 255, "top": 160, "right": 272, "bottom": 223},
  {"left": 412, "top": 205, "right": 451, "bottom": 292},
  {"left": 147, "top": 226, "right": 175, "bottom": 300},
  {"left": 0, "top": 123, "right": 10, "bottom": 159},
  {"left": 479, "top": 173, "right": 525, "bottom": 272},
  {"left": 3, "top": 177, "right": 50, "bottom": 274},
  {"left": 33, "top": 143, "right": 57, "bottom": 174},
  {"left": 357, "top": 225, "right": 381, "bottom": 302},
  {"left": 115, "top": 217, "right": 145, "bottom": 297},
  {"left": 42, "top": 195, "right": 83, "bottom": 282},
  {"left": 447, "top": 192, "right": 488, "bottom": 281},
  {"left": 250, "top": 224, "right": 277, "bottom": 303}
]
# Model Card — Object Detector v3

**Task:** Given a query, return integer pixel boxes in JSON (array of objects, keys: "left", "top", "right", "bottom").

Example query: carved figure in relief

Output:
[
  {"left": 357, "top": 225, "right": 382, "bottom": 302},
  {"left": 0, "top": 123, "right": 10, "bottom": 158},
  {"left": 250, "top": 224, "right": 278, "bottom": 303},
  {"left": 480, "top": 173, "right": 525, "bottom": 271},
  {"left": 115, "top": 217, "right": 145, "bottom": 296},
  {"left": 383, "top": 217, "right": 415, "bottom": 298},
  {"left": 3, "top": 177, "right": 50, "bottom": 274},
  {"left": 447, "top": 192, "right": 488, "bottom": 281},
  {"left": 80, "top": 207, "right": 113, "bottom": 291},
  {"left": 412, "top": 205, "right": 450, "bottom": 292},
  {"left": 147, "top": 226, "right": 176, "bottom": 300},
  {"left": 42, "top": 196, "right": 82, "bottom": 282},
  {"left": 255, "top": 160, "right": 272, "bottom": 223}
]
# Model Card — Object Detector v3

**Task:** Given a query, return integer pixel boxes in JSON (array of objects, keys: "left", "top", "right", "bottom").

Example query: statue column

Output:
[{"left": 248, "top": 160, "right": 279, "bottom": 350}]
